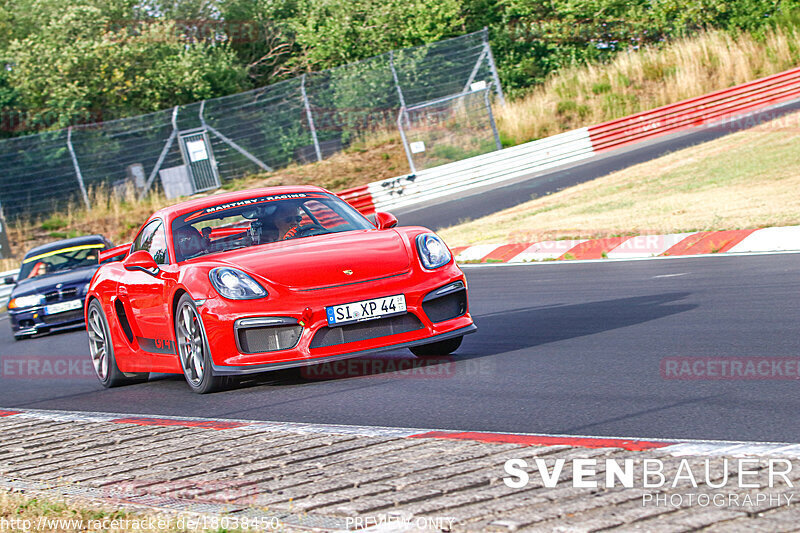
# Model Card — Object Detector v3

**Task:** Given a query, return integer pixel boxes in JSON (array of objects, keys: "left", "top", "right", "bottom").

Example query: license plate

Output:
[
  {"left": 44, "top": 300, "right": 83, "bottom": 315},
  {"left": 326, "top": 294, "right": 406, "bottom": 327}
]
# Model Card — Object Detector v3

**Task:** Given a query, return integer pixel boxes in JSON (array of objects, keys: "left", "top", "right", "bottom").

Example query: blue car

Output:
[{"left": 5, "top": 235, "right": 114, "bottom": 340}]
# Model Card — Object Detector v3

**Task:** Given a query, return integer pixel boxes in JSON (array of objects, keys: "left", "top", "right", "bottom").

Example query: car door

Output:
[{"left": 121, "top": 219, "right": 178, "bottom": 363}]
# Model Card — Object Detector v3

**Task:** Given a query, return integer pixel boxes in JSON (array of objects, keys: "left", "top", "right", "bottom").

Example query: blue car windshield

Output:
[{"left": 18, "top": 244, "right": 104, "bottom": 280}]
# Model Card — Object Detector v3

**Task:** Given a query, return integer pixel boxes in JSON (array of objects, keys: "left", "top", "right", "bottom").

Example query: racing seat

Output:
[{"left": 174, "top": 227, "right": 208, "bottom": 261}]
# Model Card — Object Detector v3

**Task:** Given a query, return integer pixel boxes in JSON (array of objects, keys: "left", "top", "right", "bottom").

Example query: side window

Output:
[{"left": 132, "top": 220, "right": 169, "bottom": 265}]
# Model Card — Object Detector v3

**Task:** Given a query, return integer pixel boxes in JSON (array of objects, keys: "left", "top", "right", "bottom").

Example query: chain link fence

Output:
[{"left": 0, "top": 28, "right": 503, "bottom": 223}]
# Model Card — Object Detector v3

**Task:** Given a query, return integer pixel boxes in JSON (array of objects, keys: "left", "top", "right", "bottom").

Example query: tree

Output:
[{"left": 6, "top": 3, "right": 246, "bottom": 131}]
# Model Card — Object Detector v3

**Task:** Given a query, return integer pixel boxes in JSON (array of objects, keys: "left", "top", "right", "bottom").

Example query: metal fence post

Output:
[
  {"left": 482, "top": 27, "right": 506, "bottom": 105},
  {"left": 396, "top": 107, "right": 417, "bottom": 175},
  {"left": 140, "top": 106, "right": 179, "bottom": 200},
  {"left": 199, "top": 100, "right": 273, "bottom": 172},
  {"left": 0, "top": 201, "right": 11, "bottom": 259},
  {"left": 301, "top": 75, "right": 323, "bottom": 162},
  {"left": 484, "top": 87, "right": 503, "bottom": 150},
  {"left": 390, "top": 51, "right": 412, "bottom": 129},
  {"left": 463, "top": 47, "right": 489, "bottom": 93},
  {"left": 66, "top": 127, "right": 91, "bottom": 211},
  {"left": 389, "top": 51, "right": 409, "bottom": 110}
]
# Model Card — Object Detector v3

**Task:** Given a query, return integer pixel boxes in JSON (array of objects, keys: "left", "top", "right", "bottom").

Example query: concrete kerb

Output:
[{"left": 2, "top": 408, "right": 800, "bottom": 531}]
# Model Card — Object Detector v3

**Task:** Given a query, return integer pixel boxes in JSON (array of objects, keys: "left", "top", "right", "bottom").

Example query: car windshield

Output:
[
  {"left": 171, "top": 192, "right": 375, "bottom": 262},
  {"left": 18, "top": 243, "right": 103, "bottom": 280}
]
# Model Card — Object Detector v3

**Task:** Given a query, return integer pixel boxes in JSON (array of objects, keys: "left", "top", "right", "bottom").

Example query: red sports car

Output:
[{"left": 85, "top": 186, "right": 476, "bottom": 393}]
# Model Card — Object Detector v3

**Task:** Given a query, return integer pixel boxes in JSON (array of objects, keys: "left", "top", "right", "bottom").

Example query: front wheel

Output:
[
  {"left": 87, "top": 300, "right": 148, "bottom": 387},
  {"left": 175, "top": 294, "right": 224, "bottom": 394},
  {"left": 409, "top": 335, "right": 463, "bottom": 357}
]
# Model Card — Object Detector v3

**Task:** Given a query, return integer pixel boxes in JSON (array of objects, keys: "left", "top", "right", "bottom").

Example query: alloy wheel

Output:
[
  {"left": 87, "top": 306, "right": 109, "bottom": 380},
  {"left": 177, "top": 302, "right": 205, "bottom": 386}
]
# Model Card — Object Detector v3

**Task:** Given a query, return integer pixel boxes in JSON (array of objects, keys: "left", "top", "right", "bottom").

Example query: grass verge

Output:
[
  {"left": 439, "top": 109, "right": 800, "bottom": 246},
  {"left": 0, "top": 490, "right": 209, "bottom": 532}
]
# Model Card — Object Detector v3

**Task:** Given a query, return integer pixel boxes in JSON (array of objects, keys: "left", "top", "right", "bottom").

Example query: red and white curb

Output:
[
  {"left": 3, "top": 408, "right": 800, "bottom": 459},
  {"left": 450, "top": 226, "right": 800, "bottom": 264}
]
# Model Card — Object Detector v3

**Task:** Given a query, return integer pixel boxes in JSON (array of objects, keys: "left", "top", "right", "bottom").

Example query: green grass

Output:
[{"left": 40, "top": 216, "right": 67, "bottom": 231}]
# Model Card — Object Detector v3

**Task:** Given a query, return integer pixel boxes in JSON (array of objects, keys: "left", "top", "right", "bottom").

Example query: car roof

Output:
[
  {"left": 23, "top": 234, "right": 108, "bottom": 259},
  {"left": 151, "top": 185, "right": 332, "bottom": 222}
]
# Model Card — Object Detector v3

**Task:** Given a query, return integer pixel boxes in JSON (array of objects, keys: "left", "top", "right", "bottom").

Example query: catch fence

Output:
[{"left": 0, "top": 28, "right": 503, "bottom": 223}]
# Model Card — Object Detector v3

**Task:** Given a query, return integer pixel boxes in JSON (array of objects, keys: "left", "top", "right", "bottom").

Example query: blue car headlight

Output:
[
  {"left": 209, "top": 268, "right": 268, "bottom": 300},
  {"left": 416, "top": 233, "right": 452, "bottom": 270},
  {"left": 8, "top": 294, "right": 44, "bottom": 310}
]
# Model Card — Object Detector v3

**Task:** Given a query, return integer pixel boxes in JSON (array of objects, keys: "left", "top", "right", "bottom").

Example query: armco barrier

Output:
[
  {"left": 0, "top": 269, "right": 18, "bottom": 307},
  {"left": 338, "top": 64, "right": 800, "bottom": 216},
  {"left": 335, "top": 127, "right": 594, "bottom": 214},
  {"left": 371, "top": 127, "right": 593, "bottom": 212}
]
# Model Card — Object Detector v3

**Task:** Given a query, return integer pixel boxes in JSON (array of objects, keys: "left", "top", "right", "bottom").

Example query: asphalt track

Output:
[
  {"left": 395, "top": 99, "right": 800, "bottom": 230},
  {"left": 1, "top": 253, "right": 798, "bottom": 443}
]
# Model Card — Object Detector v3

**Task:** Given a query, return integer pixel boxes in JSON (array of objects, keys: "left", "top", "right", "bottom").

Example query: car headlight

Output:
[
  {"left": 209, "top": 267, "right": 268, "bottom": 300},
  {"left": 416, "top": 233, "right": 452, "bottom": 270},
  {"left": 83, "top": 283, "right": 91, "bottom": 295},
  {"left": 8, "top": 294, "right": 45, "bottom": 309}
]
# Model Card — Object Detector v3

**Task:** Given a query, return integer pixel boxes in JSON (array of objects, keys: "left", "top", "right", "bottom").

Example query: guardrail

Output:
[
  {"left": 0, "top": 269, "right": 18, "bottom": 307},
  {"left": 338, "top": 64, "right": 800, "bottom": 216}
]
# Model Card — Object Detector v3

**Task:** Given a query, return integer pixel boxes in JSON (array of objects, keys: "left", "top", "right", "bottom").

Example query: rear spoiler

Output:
[{"left": 100, "top": 243, "right": 131, "bottom": 264}]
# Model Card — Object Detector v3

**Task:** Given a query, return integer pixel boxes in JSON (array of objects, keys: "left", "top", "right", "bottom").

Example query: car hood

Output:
[
  {"left": 12, "top": 265, "right": 98, "bottom": 297},
  {"left": 219, "top": 230, "right": 412, "bottom": 290}
]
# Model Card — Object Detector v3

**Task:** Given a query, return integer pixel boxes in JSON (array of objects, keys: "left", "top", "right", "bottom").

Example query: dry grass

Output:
[
  {"left": 439, "top": 110, "right": 800, "bottom": 246},
  {"left": 0, "top": 258, "right": 18, "bottom": 272},
  {"left": 497, "top": 26, "right": 800, "bottom": 144},
  {"left": 225, "top": 130, "right": 405, "bottom": 192}
]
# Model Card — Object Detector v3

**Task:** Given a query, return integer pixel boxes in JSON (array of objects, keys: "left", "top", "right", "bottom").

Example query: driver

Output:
[
  {"left": 174, "top": 226, "right": 207, "bottom": 261},
  {"left": 274, "top": 203, "right": 303, "bottom": 240},
  {"left": 253, "top": 202, "right": 303, "bottom": 243}
]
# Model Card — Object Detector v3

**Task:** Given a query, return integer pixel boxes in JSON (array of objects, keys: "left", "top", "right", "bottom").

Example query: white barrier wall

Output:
[
  {"left": 0, "top": 269, "right": 19, "bottom": 307},
  {"left": 368, "top": 128, "right": 594, "bottom": 212}
]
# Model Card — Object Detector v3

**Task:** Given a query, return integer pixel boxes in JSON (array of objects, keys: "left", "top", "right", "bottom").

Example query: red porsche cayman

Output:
[{"left": 85, "top": 186, "right": 476, "bottom": 393}]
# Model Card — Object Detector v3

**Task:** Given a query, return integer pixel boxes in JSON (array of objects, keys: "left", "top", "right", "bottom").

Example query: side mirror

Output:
[
  {"left": 123, "top": 250, "right": 159, "bottom": 275},
  {"left": 375, "top": 211, "right": 398, "bottom": 230},
  {"left": 3, "top": 276, "right": 15, "bottom": 285}
]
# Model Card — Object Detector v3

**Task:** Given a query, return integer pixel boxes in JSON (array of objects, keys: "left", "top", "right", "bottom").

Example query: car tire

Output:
[
  {"left": 409, "top": 335, "right": 463, "bottom": 357},
  {"left": 87, "top": 300, "right": 148, "bottom": 387},
  {"left": 175, "top": 294, "right": 224, "bottom": 394}
]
